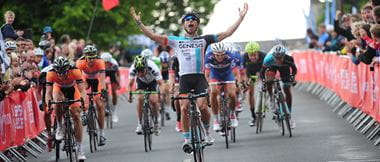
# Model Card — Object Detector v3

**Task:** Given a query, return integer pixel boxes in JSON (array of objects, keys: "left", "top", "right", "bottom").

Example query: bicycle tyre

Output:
[
  {"left": 255, "top": 112, "right": 262, "bottom": 134},
  {"left": 143, "top": 104, "right": 150, "bottom": 152},
  {"left": 191, "top": 116, "right": 198, "bottom": 161},
  {"left": 223, "top": 109, "right": 229, "bottom": 149},
  {"left": 160, "top": 97, "right": 165, "bottom": 127},
  {"left": 279, "top": 93, "right": 292, "bottom": 137},
  {"left": 55, "top": 140, "right": 60, "bottom": 162},
  {"left": 196, "top": 124, "right": 205, "bottom": 162},
  {"left": 66, "top": 119, "right": 74, "bottom": 162},
  {"left": 149, "top": 107, "right": 154, "bottom": 151},
  {"left": 231, "top": 128, "right": 236, "bottom": 143}
]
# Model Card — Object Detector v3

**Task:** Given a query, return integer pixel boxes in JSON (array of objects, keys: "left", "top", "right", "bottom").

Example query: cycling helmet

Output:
[
  {"left": 210, "top": 42, "right": 226, "bottom": 54},
  {"left": 134, "top": 55, "right": 147, "bottom": 72},
  {"left": 271, "top": 44, "right": 287, "bottom": 57},
  {"left": 159, "top": 51, "right": 170, "bottom": 63},
  {"left": 38, "top": 40, "right": 51, "bottom": 50},
  {"left": 53, "top": 56, "right": 70, "bottom": 73},
  {"left": 100, "top": 52, "right": 113, "bottom": 63},
  {"left": 245, "top": 41, "right": 260, "bottom": 54},
  {"left": 4, "top": 41, "right": 17, "bottom": 50},
  {"left": 34, "top": 48, "right": 44, "bottom": 56},
  {"left": 181, "top": 11, "right": 200, "bottom": 24},
  {"left": 140, "top": 49, "right": 153, "bottom": 60},
  {"left": 83, "top": 45, "right": 98, "bottom": 56}
]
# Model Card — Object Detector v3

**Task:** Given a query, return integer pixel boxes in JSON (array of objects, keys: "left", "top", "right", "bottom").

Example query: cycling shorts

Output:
[
  {"left": 179, "top": 74, "right": 208, "bottom": 94},
  {"left": 53, "top": 85, "right": 81, "bottom": 107},
  {"left": 106, "top": 71, "right": 118, "bottom": 84},
  {"left": 136, "top": 78, "right": 158, "bottom": 91}
]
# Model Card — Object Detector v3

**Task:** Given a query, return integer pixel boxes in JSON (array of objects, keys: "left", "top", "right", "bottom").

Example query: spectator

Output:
[
  {"left": 16, "top": 37, "right": 27, "bottom": 52},
  {"left": 60, "top": 34, "right": 70, "bottom": 58},
  {"left": 25, "top": 39, "right": 34, "bottom": 51},
  {"left": 1, "top": 10, "right": 18, "bottom": 40},
  {"left": 21, "top": 50, "right": 39, "bottom": 84},
  {"left": 34, "top": 47, "right": 49, "bottom": 70},
  {"left": 361, "top": 3, "right": 374, "bottom": 24},
  {"left": 325, "top": 30, "right": 344, "bottom": 51},
  {"left": 306, "top": 28, "right": 318, "bottom": 48},
  {"left": 373, "top": 6, "right": 380, "bottom": 24},
  {"left": 75, "top": 38, "right": 85, "bottom": 59},
  {"left": 318, "top": 24, "right": 331, "bottom": 49},
  {"left": 334, "top": 10, "right": 355, "bottom": 41},
  {"left": 43, "top": 26, "right": 53, "bottom": 40}
]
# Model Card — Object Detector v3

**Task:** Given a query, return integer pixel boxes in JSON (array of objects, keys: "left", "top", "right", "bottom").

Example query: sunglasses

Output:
[
  {"left": 85, "top": 55, "right": 97, "bottom": 59},
  {"left": 184, "top": 16, "right": 197, "bottom": 22},
  {"left": 57, "top": 70, "right": 68, "bottom": 75}
]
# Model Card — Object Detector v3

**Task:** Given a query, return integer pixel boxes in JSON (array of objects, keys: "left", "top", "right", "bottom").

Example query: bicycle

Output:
[
  {"left": 254, "top": 80, "right": 268, "bottom": 134},
  {"left": 210, "top": 81, "right": 236, "bottom": 149},
  {"left": 269, "top": 79, "right": 292, "bottom": 137},
  {"left": 87, "top": 92, "right": 102, "bottom": 153},
  {"left": 104, "top": 85, "right": 113, "bottom": 129},
  {"left": 171, "top": 90, "right": 209, "bottom": 162},
  {"left": 48, "top": 99, "right": 83, "bottom": 162},
  {"left": 130, "top": 90, "right": 159, "bottom": 152}
]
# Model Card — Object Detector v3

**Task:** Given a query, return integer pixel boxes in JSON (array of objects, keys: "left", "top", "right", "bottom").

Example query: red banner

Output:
[
  {"left": 292, "top": 51, "right": 380, "bottom": 122},
  {"left": 0, "top": 88, "right": 45, "bottom": 151}
]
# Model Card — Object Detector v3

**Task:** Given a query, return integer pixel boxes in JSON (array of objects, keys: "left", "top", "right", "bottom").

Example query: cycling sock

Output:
[
  {"left": 183, "top": 132, "right": 190, "bottom": 142},
  {"left": 203, "top": 123, "right": 210, "bottom": 135},
  {"left": 57, "top": 121, "right": 63, "bottom": 130},
  {"left": 214, "top": 115, "right": 220, "bottom": 122},
  {"left": 177, "top": 114, "right": 181, "bottom": 122},
  {"left": 77, "top": 142, "right": 83, "bottom": 153},
  {"left": 100, "top": 129, "right": 104, "bottom": 137}
]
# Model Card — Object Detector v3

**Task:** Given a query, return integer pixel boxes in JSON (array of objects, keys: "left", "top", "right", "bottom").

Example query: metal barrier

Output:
[{"left": 296, "top": 82, "right": 380, "bottom": 148}]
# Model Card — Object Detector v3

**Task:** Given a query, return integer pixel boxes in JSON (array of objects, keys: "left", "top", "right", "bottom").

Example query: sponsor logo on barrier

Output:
[{"left": 13, "top": 105, "right": 24, "bottom": 130}]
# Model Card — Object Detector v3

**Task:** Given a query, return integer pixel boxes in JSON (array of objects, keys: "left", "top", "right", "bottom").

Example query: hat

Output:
[
  {"left": 43, "top": 26, "right": 53, "bottom": 34},
  {"left": 34, "top": 48, "right": 44, "bottom": 56}
]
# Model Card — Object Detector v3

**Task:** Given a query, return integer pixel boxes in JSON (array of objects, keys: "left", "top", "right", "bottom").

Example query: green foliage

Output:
[{"left": 0, "top": 0, "right": 217, "bottom": 49}]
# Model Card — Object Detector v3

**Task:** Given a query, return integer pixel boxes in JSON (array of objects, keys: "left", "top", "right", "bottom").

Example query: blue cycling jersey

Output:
[{"left": 204, "top": 47, "right": 238, "bottom": 82}]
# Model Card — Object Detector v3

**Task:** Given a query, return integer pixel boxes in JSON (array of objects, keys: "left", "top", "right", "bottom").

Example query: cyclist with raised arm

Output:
[
  {"left": 205, "top": 42, "right": 241, "bottom": 133},
  {"left": 76, "top": 45, "right": 108, "bottom": 146},
  {"left": 159, "top": 51, "right": 171, "bottom": 120},
  {"left": 100, "top": 52, "right": 120, "bottom": 123},
  {"left": 130, "top": 3, "right": 248, "bottom": 151},
  {"left": 45, "top": 56, "right": 88, "bottom": 160},
  {"left": 127, "top": 55, "right": 163, "bottom": 135},
  {"left": 241, "top": 41, "right": 266, "bottom": 127},
  {"left": 260, "top": 44, "right": 297, "bottom": 129}
]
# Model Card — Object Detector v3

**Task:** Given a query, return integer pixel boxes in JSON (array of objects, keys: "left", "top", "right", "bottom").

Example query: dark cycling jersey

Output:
[{"left": 242, "top": 51, "right": 266, "bottom": 76}]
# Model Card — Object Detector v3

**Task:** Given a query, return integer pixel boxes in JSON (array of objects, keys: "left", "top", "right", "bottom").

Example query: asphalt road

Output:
[{"left": 30, "top": 89, "right": 380, "bottom": 162}]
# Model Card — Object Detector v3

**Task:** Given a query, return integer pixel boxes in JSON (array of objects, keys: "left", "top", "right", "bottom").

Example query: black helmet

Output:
[
  {"left": 134, "top": 55, "right": 147, "bottom": 72},
  {"left": 181, "top": 11, "right": 200, "bottom": 24},
  {"left": 53, "top": 56, "right": 70, "bottom": 73}
]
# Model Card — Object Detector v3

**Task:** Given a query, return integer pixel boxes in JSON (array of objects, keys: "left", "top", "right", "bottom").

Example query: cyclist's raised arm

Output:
[
  {"left": 216, "top": 3, "right": 248, "bottom": 41},
  {"left": 130, "top": 7, "right": 167, "bottom": 45}
]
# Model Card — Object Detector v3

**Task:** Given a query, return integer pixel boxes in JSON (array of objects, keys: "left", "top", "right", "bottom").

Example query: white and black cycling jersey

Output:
[{"left": 129, "top": 60, "right": 162, "bottom": 83}]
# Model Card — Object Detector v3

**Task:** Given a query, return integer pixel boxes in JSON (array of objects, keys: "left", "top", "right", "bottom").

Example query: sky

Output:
[{"left": 203, "top": 0, "right": 310, "bottom": 42}]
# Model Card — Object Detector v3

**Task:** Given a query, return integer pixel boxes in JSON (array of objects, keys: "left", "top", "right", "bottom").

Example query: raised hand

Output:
[
  {"left": 238, "top": 3, "right": 248, "bottom": 18},
  {"left": 130, "top": 6, "right": 141, "bottom": 22}
]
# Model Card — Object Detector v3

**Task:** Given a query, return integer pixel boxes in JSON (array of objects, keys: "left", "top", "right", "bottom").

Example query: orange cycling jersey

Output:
[
  {"left": 76, "top": 57, "right": 106, "bottom": 79},
  {"left": 46, "top": 68, "right": 84, "bottom": 87}
]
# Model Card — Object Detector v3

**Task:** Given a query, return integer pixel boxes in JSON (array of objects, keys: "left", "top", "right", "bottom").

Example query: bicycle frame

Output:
[{"left": 87, "top": 92, "right": 101, "bottom": 153}]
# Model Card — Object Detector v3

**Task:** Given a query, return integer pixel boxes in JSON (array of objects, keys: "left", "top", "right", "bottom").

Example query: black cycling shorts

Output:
[
  {"left": 86, "top": 79, "right": 99, "bottom": 92},
  {"left": 136, "top": 78, "right": 158, "bottom": 91},
  {"left": 266, "top": 66, "right": 292, "bottom": 85},
  {"left": 106, "top": 71, "right": 118, "bottom": 84},
  {"left": 60, "top": 86, "right": 75, "bottom": 100},
  {"left": 179, "top": 74, "right": 208, "bottom": 94}
]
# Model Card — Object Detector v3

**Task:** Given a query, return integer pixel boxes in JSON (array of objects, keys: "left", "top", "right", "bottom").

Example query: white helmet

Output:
[
  {"left": 271, "top": 44, "right": 287, "bottom": 57},
  {"left": 140, "top": 49, "right": 153, "bottom": 59},
  {"left": 34, "top": 48, "right": 44, "bottom": 56},
  {"left": 4, "top": 41, "right": 17, "bottom": 50},
  {"left": 210, "top": 42, "right": 226, "bottom": 54},
  {"left": 100, "top": 52, "right": 113, "bottom": 62}
]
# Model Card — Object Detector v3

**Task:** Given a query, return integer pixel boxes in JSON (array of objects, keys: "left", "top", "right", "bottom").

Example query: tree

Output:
[{"left": 0, "top": 0, "right": 217, "bottom": 49}]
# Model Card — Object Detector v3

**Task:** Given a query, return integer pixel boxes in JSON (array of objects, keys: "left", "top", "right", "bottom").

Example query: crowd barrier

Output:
[
  {"left": 292, "top": 50, "right": 380, "bottom": 122},
  {"left": 292, "top": 50, "right": 380, "bottom": 147},
  {"left": 0, "top": 67, "right": 131, "bottom": 161}
]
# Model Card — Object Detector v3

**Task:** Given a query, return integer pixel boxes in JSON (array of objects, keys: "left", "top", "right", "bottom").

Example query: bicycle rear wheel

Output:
[
  {"left": 105, "top": 100, "right": 113, "bottom": 129},
  {"left": 255, "top": 112, "right": 262, "bottom": 134},
  {"left": 160, "top": 101, "right": 165, "bottom": 127},
  {"left": 231, "top": 128, "right": 236, "bottom": 143}
]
